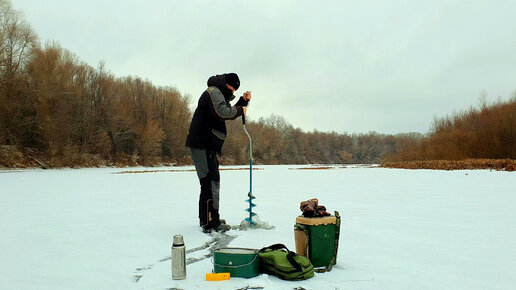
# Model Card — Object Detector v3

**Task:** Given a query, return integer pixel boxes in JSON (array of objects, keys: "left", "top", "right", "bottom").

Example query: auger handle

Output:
[{"left": 242, "top": 97, "right": 250, "bottom": 125}]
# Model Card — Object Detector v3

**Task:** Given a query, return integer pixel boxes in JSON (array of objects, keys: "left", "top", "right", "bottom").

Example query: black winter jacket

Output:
[{"left": 185, "top": 74, "right": 248, "bottom": 154}]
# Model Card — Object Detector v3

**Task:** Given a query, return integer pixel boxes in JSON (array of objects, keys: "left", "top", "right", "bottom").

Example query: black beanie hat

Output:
[{"left": 225, "top": 73, "right": 240, "bottom": 90}]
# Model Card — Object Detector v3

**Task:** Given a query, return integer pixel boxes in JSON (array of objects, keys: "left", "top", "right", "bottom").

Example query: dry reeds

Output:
[
  {"left": 382, "top": 96, "right": 516, "bottom": 165},
  {"left": 382, "top": 159, "right": 515, "bottom": 171}
]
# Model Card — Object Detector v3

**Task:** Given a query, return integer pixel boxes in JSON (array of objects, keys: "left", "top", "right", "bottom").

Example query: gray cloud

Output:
[{"left": 13, "top": 0, "right": 516, "bottom": 134}]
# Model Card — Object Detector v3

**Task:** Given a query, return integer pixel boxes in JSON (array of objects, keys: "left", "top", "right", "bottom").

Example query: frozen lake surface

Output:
[{"left": 1, "top": 165, "right": 515, "bottom": 289}]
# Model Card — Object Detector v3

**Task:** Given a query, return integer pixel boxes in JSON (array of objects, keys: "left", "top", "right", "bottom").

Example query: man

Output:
[{"left": 185, "top": 73, "right": 251, "bottom": 233}]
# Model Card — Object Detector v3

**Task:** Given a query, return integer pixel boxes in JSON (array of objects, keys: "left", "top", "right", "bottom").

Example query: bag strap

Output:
[
  {"left": 259, "top": 243, "right": 288, "bottom": 252},
  {"left": 286, "top": 251, "right": 302, "bottom": 272},
  {"left": 259, "top": 243, "right": 303, "bottom": 271}
]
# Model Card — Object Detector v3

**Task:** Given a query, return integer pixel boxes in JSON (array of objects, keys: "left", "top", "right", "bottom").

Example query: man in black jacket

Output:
[{"left": 186, "top": 73, "right": 251, "bottom": 233}]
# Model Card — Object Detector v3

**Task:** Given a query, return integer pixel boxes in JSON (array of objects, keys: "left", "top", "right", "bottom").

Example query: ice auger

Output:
[{"left": 242, "top": 114, "right": 256, "bottom": 225}]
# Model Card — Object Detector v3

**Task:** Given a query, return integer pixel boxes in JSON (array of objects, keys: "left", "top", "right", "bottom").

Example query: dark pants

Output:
[{"left": 190, "top": 147, "right": 221, "bottom": 228}]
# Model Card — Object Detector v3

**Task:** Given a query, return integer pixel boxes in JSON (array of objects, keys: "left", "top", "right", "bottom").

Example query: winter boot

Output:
[{"left": 203, "top": 222, "right": 231, "bottom": 234}]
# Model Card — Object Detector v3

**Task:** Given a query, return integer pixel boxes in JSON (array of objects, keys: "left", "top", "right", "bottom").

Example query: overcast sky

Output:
[{"left": 12, "top": 0, "right": 516, "bottom": 134}]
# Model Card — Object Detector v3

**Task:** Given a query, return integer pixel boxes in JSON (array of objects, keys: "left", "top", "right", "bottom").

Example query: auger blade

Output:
[
  {"left": 245, "top": 207, "right": 257, "bottom": 213},
  {"left": 245, "top": 211, "right": 257, "bottom": 216}
]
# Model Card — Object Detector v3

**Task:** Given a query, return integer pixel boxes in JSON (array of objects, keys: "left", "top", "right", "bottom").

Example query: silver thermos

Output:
[{"left": 171, "top": 235, "right": 186, "bottom": 280}]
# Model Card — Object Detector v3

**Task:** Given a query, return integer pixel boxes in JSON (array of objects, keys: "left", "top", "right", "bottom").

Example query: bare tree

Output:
[{"left": 0, "top": 0, "right": 38, "bottom": 145}]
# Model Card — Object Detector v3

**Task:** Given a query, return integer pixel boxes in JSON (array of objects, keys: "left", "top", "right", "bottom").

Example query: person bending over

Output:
[{"left": 185, "top": 73, "right": 251, "bottom": 233}]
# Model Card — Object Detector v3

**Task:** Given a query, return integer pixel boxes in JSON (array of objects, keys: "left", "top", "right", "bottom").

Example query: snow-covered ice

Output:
[{"left": 1, "top": 165, "right": 515, "bottom": 289}]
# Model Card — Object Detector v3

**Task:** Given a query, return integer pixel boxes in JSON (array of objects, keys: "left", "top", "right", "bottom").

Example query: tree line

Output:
[
  {"left": 0, "top": 1, "right": 424, "bottom": 167},
  {"left": 223, "top": 114, "right": 423, "bottom": 165},
  {"left": 1, "top": 1, "right": 192, "bottom": 166},
  {"left": 382, "top": 94, "right": 516, "bottom": 162}
]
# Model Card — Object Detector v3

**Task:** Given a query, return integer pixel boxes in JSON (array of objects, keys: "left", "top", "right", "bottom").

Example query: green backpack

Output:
[{"left": 258, "top": 244, "right": 314, "bottom": 281}]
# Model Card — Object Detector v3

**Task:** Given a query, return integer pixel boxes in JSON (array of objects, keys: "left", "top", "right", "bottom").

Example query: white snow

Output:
[{"left": 1, "top": 165, "right": 515, "bottom": 290}]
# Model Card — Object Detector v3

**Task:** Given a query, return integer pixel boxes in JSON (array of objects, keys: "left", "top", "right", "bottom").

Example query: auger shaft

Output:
[{"left": 242, "top": 114, "right": 256, "bottom": 224}]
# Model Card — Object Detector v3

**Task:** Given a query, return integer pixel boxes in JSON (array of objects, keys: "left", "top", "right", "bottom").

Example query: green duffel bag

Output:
[{"left": 258, "top": 243, "right": 314, "bottom": 281}]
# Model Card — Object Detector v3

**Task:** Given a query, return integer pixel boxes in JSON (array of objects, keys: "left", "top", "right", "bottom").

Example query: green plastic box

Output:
[
  {"left": 295, "top": 212, "right": 340, "bottom": 270},
  {"left": 213, "top": 248, "right": 259, "bottom": 278}
]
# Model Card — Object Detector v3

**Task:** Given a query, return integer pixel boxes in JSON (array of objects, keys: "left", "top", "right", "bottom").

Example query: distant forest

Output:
[
  {"left": 0, "top": 1, "right": 514, "bottom": 168},
  {"left": 383, "top": 95, "right": 516, "bottom": 162},
  {"left": 0, "top": 1, "right": 423, "bottom": 167}
]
